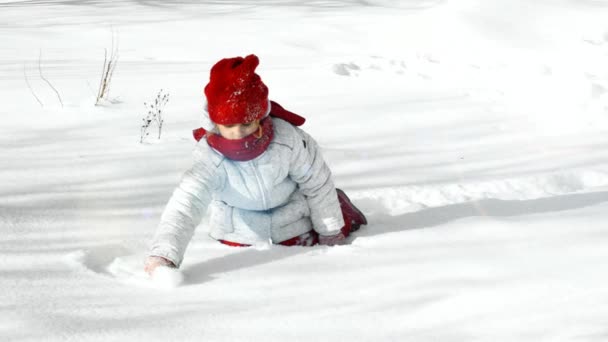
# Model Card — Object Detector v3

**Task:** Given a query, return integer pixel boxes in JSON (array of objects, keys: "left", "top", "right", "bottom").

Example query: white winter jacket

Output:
[{"left": 149, "top": 118, "right": 344, "bottom": 266}]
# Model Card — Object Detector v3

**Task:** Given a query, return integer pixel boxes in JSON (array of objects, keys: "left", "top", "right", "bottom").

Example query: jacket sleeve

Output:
[
  {"left": 148, "top": 145, "right": 221, "bottom": 267},
  {"left": 288, "top": 127, "right": 344, "bottom": 236}
]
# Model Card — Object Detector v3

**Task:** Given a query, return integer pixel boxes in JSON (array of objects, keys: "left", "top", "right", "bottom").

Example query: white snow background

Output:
[{"left": 2, "top": 0, "right": 608, "bottom": 341}]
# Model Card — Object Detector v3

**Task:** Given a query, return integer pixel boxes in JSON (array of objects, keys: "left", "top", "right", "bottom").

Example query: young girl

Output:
[{"left": 145, "top": 54, "right": 367, "bottom": 275}]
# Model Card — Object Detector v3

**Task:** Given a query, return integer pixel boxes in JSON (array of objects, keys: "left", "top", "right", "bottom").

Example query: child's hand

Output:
[
  {"left": 144, "top": 256, "right": 176, "bottom": 276},
  {"left": 318, "top": 232, "right": 346, "bottom": 246}
]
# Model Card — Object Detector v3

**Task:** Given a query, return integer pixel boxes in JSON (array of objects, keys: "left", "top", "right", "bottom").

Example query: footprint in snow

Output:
[
  {"left": 332, "top": 56, "right": 408, "bottom": 77},
  {"left": 332, "top": 62, "right": 361, "bottom": 76}
]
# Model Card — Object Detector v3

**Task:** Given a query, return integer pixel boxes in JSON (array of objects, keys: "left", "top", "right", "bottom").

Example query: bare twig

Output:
[
  {"left": 107, "top": 30, "right": 119, "bottom": 98},
  {"left": 95, "top": 29, "right": 119, "bottom": 105},
  {"left": 106, "top": 56, "right": 119, "bottom": 96},
  {"left": 96, "top": 48, "right": 108, "bottom": 104},
  {"left": 140, "top": 89, "right": 169, "bottom": 143},
  {"left": 24, "top": 63, "right": 43, "bottom": 107},
  {"left": 38, "top": 49, "right": 63, "bottom": 107}
]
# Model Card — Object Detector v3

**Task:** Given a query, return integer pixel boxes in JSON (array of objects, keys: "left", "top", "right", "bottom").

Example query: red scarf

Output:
[{"left": 192, "top": 101, "right": 305, "bottom": 162}]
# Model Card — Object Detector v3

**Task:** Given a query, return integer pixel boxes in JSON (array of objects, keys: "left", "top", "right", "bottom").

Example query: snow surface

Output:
[{"left": 2, "top": 0, "right": 608, "bottom": 341}]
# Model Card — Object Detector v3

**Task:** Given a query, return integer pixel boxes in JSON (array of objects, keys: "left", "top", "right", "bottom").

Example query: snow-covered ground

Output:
[{"left": 2, "top": 0, "right": 608, "bottom": 340}]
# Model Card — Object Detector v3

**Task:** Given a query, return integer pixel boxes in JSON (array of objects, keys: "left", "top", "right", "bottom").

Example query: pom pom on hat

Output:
[{"left": 204, "top": 54, "right": 270, "bottom": 125}]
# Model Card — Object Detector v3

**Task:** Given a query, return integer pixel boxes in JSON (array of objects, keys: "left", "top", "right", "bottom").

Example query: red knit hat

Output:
[{"left": 204, "top": 54, "right": 270, "bottom": 125}]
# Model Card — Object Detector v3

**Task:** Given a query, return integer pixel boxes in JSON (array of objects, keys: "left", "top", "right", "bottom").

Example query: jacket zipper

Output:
[
  {"left": 251, "top": 160, "right": 269, "bottom": 209},
  {"left": 251, "top": 160, "right": 272, "bottom": 243}
]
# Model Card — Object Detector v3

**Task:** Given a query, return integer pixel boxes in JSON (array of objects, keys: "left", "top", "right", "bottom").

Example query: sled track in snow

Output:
[{"left": 350, "top": 169, "right": 608, "bottom": 217}]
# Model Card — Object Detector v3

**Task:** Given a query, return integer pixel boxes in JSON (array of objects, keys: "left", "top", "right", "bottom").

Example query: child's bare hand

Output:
[
  {"left": 144, "top": 256, "right": 175, "bottom": 276},
  {"left": 318, "top": 232, "right": 346, "bottom": 246}
]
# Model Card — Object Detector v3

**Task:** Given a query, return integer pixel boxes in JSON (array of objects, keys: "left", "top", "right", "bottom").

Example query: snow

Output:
[{"left": 2, "top": 0, "right": 608, "bottom": 340}]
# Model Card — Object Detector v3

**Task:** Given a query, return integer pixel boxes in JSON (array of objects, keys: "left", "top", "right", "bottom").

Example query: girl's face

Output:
[{"left": 216, "top": 120, "right": 261, "bottom": 140}]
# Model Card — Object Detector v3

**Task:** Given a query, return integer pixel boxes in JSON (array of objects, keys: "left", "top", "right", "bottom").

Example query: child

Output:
[{"left": 145, "top": 54, "right": 367, "bottom": 275}]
